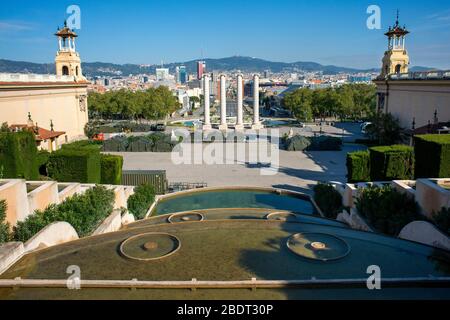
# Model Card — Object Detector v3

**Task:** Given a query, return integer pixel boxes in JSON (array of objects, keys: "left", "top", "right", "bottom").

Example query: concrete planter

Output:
[
  {"left": 27, "top": 181, "right": 59, "bottom": 215},
  {"left": 0, "top": 179, "right": 29, "bottom": 226},
  {"left": 416, "top": 179, "right": 450, "bottom": 218}
]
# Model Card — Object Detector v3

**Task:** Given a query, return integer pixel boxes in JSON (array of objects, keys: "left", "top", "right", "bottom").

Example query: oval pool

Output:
[{"left": 152, "top": 188, "right": 315, "bottom": 216}]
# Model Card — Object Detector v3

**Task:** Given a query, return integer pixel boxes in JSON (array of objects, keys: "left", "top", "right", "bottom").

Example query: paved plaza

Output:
[{"left": 113, "top": 123, "right": 366, "bottom": 195}]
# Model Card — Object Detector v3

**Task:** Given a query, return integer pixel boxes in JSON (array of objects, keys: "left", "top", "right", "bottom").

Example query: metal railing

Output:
[
  {"left": 0, "top": 73, "right": 76, "bottom": 83},
  {"left": 0, "top": 277, "right": 449, "bottom": 290},
  {"left": 168, "top": 182, "right": 208, "bottom": 193},
  {"left": 389, "top": 70, "right": 450, "bottom": 81},
  {"left": 122, "top": 170, "right": 168, "bottom": 195}
]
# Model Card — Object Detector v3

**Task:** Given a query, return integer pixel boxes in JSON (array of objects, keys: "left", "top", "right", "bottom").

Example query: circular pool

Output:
[
  {"left": 287, "top": 233, "right": 350, "bottom": 262},
  {"left": 120, "top": 233, "right": 181, "bottom": 261}
]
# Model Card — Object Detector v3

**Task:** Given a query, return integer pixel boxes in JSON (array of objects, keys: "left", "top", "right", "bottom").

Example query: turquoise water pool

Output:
[{"left": 153, "top": 189, "right": 315, "bottom": 215}]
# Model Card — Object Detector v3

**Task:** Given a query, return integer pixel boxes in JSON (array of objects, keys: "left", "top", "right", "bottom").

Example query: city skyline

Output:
[{"left": 1, "top": 0, "right": 450, "bottom": 69}]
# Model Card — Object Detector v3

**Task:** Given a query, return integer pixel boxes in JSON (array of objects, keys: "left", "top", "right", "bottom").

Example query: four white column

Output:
[
  {"left": 218, "top": 74, "right": 228, "bottom": 131},
  {"left": 235, "top": 74, "right": 244, "bottom": 131},
  {"left": 252, "top": 74, "right": 263, "bottom": 130},
  {"left": 202, "top": 73, "right": 263, "bottom": 132},
  {"left": 202, "top": 74, "right": 211, "bottom": 131}
]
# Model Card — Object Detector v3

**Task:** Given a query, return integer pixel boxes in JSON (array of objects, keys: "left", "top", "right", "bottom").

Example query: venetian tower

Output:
[
  {"left": 55, "top": 21, "right": 85, "bottom": 81},
  {"left": 380, "top": 11, "right": 410, "bottom": 78}
]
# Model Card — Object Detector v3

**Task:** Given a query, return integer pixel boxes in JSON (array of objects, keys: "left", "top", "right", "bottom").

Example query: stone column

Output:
[
  {"left": 219, "top": 74, "right": 228, "bottom": 131},
  {"left": 252, "top": 74, "right": 263, "bottom": 130},
  {"left": 202, "top": 74, "right": 212, "bottom": 131},
  {"left": 235, "top": 74, "right": 244, "bottom": 131}
]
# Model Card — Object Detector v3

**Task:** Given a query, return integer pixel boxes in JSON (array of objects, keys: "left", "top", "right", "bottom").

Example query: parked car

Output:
[{"left": 361, "top": 122, "right": 372, "bottom": 134}]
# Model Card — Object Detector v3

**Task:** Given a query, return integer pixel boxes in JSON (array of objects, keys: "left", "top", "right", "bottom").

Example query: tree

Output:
[
  {"left": 282, "top": 88, "right": 313, "bottom": 121},
  {"left": 189, "top": 96, "right": 200, "bottom": 110},
  {"left": 365, "top": 113, "right": 405, "bottom": 145},
  {"left": 87, "top": 86, "right": 180, "bottom": 121},
  {"left": 281, "top": 84, "right": 376, "bottom": 122}
]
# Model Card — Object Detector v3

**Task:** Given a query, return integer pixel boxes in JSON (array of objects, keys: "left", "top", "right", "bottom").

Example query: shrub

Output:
[
  {"left": 313, "top": 183, "right": 343, "bottom": 219},
  {"left": 285, "top": 135, "right": 311, "bottom": 151},
  {"left": 0, "top": 200, "right": 11, "bottom": 244},
  {"left": 347, "top": 150, "right": 370, "bottom": 183},
  {"left": 61, "top": 139, "right": 102, "bottom": 152},
  {"left": 414, "top": 135, "right": 450, "bottom": 179},
  {"left": 127, "top": 183, "right": 156, "bottom": 220},
  {"left": 369, "top": 145, "right": 414, "bottom": 181},
  {"left": 284, "top": 135, "right": 342, "bottom": 151},
  {"left": 47, "top": 149, "right": 101, "bottom": 183},
  {"left": 0, "top": 131, "right": 39, "bottom": 180},
  {"left": 356, "top": 186, "right": 422, "bottom": 236},
  {"left": 102, "top": 133, "right": 177, "bottom": 153},
  {"left": 100, "top": 154, "right": 123, "bottom": 185},
  {"left": 13, "top": 185, "right": 114, "bottom": 241},
  {"left": 433, "top": 207, "right": 450, "bottom": 236},
  {"left": 308, "top": 136, "right": 343, "bottom": 151}
]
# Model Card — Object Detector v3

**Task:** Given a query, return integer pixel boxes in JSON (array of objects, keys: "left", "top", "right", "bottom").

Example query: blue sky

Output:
[{"left": 1, "top": 0, "right": 450, "bottom": 69}]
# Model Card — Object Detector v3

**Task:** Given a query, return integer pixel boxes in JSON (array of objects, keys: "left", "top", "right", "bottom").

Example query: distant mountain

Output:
[{"left": 0, "top": 56, "right": 437, "bottom": 78}]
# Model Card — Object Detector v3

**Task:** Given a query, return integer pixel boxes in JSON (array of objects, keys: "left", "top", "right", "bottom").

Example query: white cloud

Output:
[{"left": 0, "top": 20, "right": 34, "bottom": 32}]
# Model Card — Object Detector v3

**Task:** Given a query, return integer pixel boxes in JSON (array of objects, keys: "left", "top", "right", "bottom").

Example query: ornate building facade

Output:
[
  {"left": 0, "top": 22, "right": 89, "bottom": 149},
  {"left": 374, "top": 14, "right": 450, "bottom": 131}
]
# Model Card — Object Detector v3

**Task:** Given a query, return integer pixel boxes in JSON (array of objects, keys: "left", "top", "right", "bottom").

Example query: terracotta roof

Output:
[
  {"left": 10, "top": 125, "right": 66, "bottom": 141},
  {"left": 55, "top": 27, "right": 78, "bottom": 38},
  {"left": 385, "top": 13, "right": 409, "bottom": 37},
  {"left": 385, "top": 25, "right": 409, "bottom": 37}
]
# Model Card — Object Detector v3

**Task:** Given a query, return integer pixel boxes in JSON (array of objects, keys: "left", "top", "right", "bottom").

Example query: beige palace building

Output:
[
  {"left": 0, "top": 22, "right": 89, "bottom": 149},
  {"left": 374, "top": 15, "right": 450, "bottom": 131}
]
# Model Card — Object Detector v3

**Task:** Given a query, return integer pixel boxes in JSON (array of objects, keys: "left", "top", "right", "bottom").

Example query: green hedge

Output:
[
  {"left": 284, "top": 135, "right": 342, "bottom": 151},
  {"left": 102, "top": 133, "right": 178, "bottom": 153},
  {"left": 100, "top": 154, "right": 123, "bottom": 185},
  {"left": 0, "top": 131, "right": 39, "bottom": 180},
  {"left": 356, "top": 186, "right": 422, "bottom": 236},
  {"left": 313, "top": 183, "right": 343, "bottom": 219},
  {"left": 346, "top": 150, "right": 370, "bottom": 183},
  {"left": 47, "top": 149, "right": 101, "bottom": 183},
  {"left": 0, "top": 200, "right": 10, "bottom": 244},
  {"left": 61, "top": 139, "right": 103, "bottom": 152},
  {"left": 127, "top": 183, "right": 156, "bottom": 220},
  {"left": 369, "top": 145, "right": 414, "bottom": 181},
  {"left": 13, "top": 185, "right": 115, "bottom": 241},
  {"left": 414, "top": 135, "right": 450, "bottom": 179}
]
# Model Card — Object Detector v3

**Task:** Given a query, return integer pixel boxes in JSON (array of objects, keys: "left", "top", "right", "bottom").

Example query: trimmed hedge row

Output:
[
  {"left": 370, "top": 145, "right": 414, "bottom": 181},
  {"left": 0, "top": 131, "right": 39, "bottom": 180},
  {"left": 13, "top": 185, "right": 115, "bottom": 241},
  {"left": 103, "top": 133, "right": 177, "bottom": 153},
  {"left": 347, "top": 145, "right": 414, "bottom": 182},
  {"left": 45, "top": 140, "right": 123, "bottom": 185},
  {"left": 346, "top": 151, "right": 370, "bottom": 183},
  {"left": 48, "top": 149, "right": 101, "bottom": 183},
  {"left": 348, "top": 135, "right": 450, "bottom": 182},
  {"left": 100, "top": 154, "right": 123, "bottom": 185},
  {"left": 414, "top": 135, "right": 450, "bottom": 179},
  {"left": 284, "top": 135, "right": 343, "bottom": 151}
]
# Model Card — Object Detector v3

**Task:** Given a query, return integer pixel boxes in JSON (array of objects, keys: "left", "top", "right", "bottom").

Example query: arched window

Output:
[
  {"left": 62, "top": 66, "right": 69, "bottom": 76},
  {"left": 75, "top": 66, "right": 79, "bottom": 76},
  {"left": 395, "top": 64, "right": 402, "bottom": 74}
]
